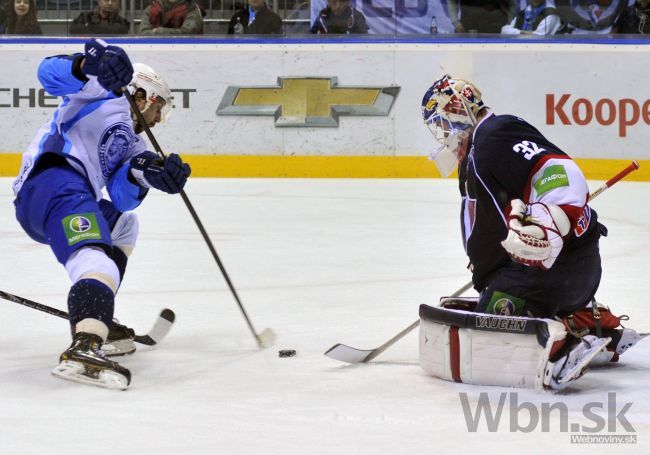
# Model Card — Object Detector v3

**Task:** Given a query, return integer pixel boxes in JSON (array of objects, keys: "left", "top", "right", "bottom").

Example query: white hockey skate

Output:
[
  {"left": 545, "top": 335, "right": 611, "bottom": 389},
  {"left": 51, "top": 332, "right": 131, "bottom": 390}
]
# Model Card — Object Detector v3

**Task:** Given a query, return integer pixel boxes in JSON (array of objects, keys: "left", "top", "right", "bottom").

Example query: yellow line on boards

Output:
[{"left": 0, "top": 154, "right": 648, "bottom": 180}]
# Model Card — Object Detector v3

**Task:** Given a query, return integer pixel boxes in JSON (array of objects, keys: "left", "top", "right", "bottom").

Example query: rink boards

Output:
[{"left": 0, "top": 38, "right": 649, "bottom": 180}]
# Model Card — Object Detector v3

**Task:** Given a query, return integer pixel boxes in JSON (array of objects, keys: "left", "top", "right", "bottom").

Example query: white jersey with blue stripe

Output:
[{"left": 13, "top": 55, "right": 147, "bottom": 211}]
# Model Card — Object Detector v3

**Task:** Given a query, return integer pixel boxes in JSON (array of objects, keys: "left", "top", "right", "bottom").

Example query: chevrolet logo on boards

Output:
[{"left": 216, "top": 77, "right": 400, "bottom": 127}]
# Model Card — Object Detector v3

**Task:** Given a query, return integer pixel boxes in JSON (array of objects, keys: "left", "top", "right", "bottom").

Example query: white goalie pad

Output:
[{"left": 419, "top": 304, "right": 567, "bottom": 389}]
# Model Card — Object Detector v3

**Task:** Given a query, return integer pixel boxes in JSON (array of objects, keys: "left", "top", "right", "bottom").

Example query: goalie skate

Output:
[
  {"left": 51, "top": 332, "right": 131, "bottom": 390},
  {"left": 546, "top": 335, "right": 611, "bottom": 389}
]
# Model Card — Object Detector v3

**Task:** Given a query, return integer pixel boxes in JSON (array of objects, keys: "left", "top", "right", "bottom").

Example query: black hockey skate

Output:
[
  {"left": 103, "top": 319, "right": 137, "bottom": 357},
  {"left": 51, "top": 332, "right": 131, "bottom": 390}
]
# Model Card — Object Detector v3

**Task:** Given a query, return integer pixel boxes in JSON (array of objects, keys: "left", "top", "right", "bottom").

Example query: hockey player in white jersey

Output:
[{"left": 13, "top": 39, "right": 191, "bottom": 390}]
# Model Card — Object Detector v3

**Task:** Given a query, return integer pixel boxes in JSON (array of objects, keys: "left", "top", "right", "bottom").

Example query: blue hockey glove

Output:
[
  {"left": 97, "top": 45, "right": 133, "bottom": 93},
  {"left": 82, "top": 38, "right": 108, "bottom": 76},
  {"left": 130, "top": 152, "right": 191, "bottom": 194},
  {"left": 82, "top": 39, "right": 133, "bottom": 93}
]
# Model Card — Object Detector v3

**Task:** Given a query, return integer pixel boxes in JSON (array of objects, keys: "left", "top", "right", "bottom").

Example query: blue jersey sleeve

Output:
[
  {"left": 38, "top": 54, "right": 85, "bottom": 97},
  {"left": 106, "top": 163, "right": 148, "bottom": 212}
]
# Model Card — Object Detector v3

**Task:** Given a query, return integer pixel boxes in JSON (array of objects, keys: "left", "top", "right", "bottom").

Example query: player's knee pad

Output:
[
  {"left": 111, "top": 212, "right": 139, "bottom": 256},
  {"left": 65, "top": 246, "right": 120, "bottom": 293}
]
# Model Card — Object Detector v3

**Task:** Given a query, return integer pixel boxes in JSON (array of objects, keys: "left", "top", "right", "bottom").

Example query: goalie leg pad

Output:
[{"left": 419, "top": 305, "right": 568, "bottom": 389}]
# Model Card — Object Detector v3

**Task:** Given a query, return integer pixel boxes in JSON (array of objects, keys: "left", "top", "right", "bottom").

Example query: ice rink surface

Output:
[{"left": 0, "top": 177, "right": 648, "bottom": 454}]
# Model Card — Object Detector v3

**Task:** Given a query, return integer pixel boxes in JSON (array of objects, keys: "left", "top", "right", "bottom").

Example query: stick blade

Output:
[
  {"left": 257, "top": 328, "right": 277, "bottom": 349},
  {"left": 134, "top": 308, "right": 176, "bottom": 346},
  {"left": 324, "top": 343, "right": 374, "bottom": 364}
]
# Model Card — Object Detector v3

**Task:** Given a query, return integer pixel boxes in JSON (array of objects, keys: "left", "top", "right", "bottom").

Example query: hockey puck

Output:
[{"left": 278, "top": 350, "right": 296, "bottom": 358}]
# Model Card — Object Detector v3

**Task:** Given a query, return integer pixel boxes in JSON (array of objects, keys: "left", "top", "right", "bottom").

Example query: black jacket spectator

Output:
[
  {"left": 612, "top": 1, "right": 650, "bottom": 33},
  {"left": 1, "top": 1, "right": 7, "bottom": 34},
  {"left": 70, "top": 3, "right": 130, "bottom": 35},
  {"left": 311, "top": 0, "right": 368, "bottom": 34},
  {"left": 446, "top": 0, "right": 517, "bottom": 33},
  {"left": 227, "top": 2, "right": 283, "bottom": 34}
]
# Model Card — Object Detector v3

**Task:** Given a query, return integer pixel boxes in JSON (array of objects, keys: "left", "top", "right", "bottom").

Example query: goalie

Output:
[{"left": 419, "top": 75, "right": 643, "bottom": 388}]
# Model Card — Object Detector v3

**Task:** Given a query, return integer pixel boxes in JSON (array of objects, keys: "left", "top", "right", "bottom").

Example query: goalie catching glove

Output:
[
  {"left": 130, "top": 152, "right": 191, "bottom": 194},
  {"left": 501, "top": 199, "right": 571, "bottom": 269}
]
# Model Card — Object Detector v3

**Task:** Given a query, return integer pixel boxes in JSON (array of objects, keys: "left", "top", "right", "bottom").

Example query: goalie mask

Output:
[
  {"left": 128, "top": 63, "right": 172, "bottom": 122},
  {"left": 421, "top": 75, "right": 485, "bottom": 176}
]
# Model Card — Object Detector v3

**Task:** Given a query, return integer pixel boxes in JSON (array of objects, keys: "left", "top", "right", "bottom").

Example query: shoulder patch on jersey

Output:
[
  {"left": 99, "top": 123, "right": 134, "bottom": 179},
  {"left": 533, "top": 164, "right": 569, "bottom": 196}
]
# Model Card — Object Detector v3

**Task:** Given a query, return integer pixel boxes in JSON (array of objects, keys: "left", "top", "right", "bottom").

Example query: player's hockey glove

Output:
[
  {"left": 82, "top": 38, "right": 133, "bottom": 93},
  {"left": 129, "top": 152, "right": 191, "bottom": 194},
  {"left": 501, "top": 199, "right": 570, "bottom": 270}
]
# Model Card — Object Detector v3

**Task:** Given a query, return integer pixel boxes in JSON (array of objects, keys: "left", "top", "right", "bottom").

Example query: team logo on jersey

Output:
[
  {"left": 62, "top": 213, "right": 102, "bottom": 246},
  {"left": 533, "top": 165, "right": 569, "bottom": 196},
  {"left": 99, "top": 123, "right": 134, "bottom": 178},
  {"left": 575, "top": 205, "right": 591, "bottom": 237}
]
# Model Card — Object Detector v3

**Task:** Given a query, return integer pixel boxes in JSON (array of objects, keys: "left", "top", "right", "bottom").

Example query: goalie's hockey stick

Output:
[
  {"left": 324, "top": 160, "right": 641, "bottom": 364},
  {"left": 324, "top": 281, "right": 473, "bottom": 363},
  {"left": 123, "top": 89, "right": 275, "bottom": 349},
  {"left": 588, "top": 160, "right": 639, "bottom": 201},
  {"left": 0, "top": 289, "right": 175, "bottom": 346}
]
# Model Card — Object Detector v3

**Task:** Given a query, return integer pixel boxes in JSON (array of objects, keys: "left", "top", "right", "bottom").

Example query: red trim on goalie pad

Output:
[
  {"left": 549, "top": 339, "right": 565, "bottom": 359},
  {"left": 449, "top": 327, "right": 462, "bottom": 383}
]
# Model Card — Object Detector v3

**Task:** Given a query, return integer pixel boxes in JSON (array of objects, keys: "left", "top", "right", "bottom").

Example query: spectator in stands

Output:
[
  {"left": 6, "top": 0, "right": 41, "bottom": 34},
  {"left": 311, "top": 0, "right": 368, "bottom": 34},
  {"left": 70, "top": 0, "right": 130, "bottom": 35},
  {"left": 501, "top": 0, "right": 563, "bottom": 34},
  {"left": 446, "top": 0, "right": 517, "bottom": 33},
  {"left": 1, "top": 0, "right": 8, "bottom": 34},
  {"left": 227, "top": 0, "right": 283, "bottom": 34},
  {"left": 556, "top": 0, "right": 631, "bottom": 34},
  {"left": 612, "top": 0, "right": 650, "bottom": 33},
  {"left": 139, "top": 0, "right": 204, "bottom": 35}
]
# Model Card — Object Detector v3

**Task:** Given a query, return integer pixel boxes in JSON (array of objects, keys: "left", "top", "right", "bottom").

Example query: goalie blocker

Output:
[{"left": 418, "top": 299, "right": 612, "bottom": 390}]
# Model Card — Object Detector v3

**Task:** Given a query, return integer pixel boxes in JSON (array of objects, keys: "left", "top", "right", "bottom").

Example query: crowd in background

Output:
[{"left": 0, "top": 0, "right": 649, "bottom": 36}]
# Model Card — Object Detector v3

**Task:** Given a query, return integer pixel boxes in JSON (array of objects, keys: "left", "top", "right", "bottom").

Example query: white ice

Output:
[{"left": 0, "top": 178, "right": 648, "bottom": 454}]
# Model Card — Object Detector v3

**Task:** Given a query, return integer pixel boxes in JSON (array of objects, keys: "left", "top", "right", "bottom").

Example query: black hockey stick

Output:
[
  {"left": 0, "top": 289, "right": 174, "bottom": 346},
  {"left": 123, "top": 89, "right": 275, "bottom": 349},
  {"left": 325, "top": 160, "right": 641, "bottom": 364}
]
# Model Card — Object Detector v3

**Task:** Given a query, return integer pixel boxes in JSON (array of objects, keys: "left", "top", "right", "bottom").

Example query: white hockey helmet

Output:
[
  {"left": 421, "top": 75, "right": 485, "bottom": 176},
  {"left": 128, "top": 63, "right": 173, "bottom": 121}
]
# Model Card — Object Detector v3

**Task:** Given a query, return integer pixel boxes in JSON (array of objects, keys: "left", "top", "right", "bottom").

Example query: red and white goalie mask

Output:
[{"left": 421, "top": 75, "right": 485, "bottom": 176}]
